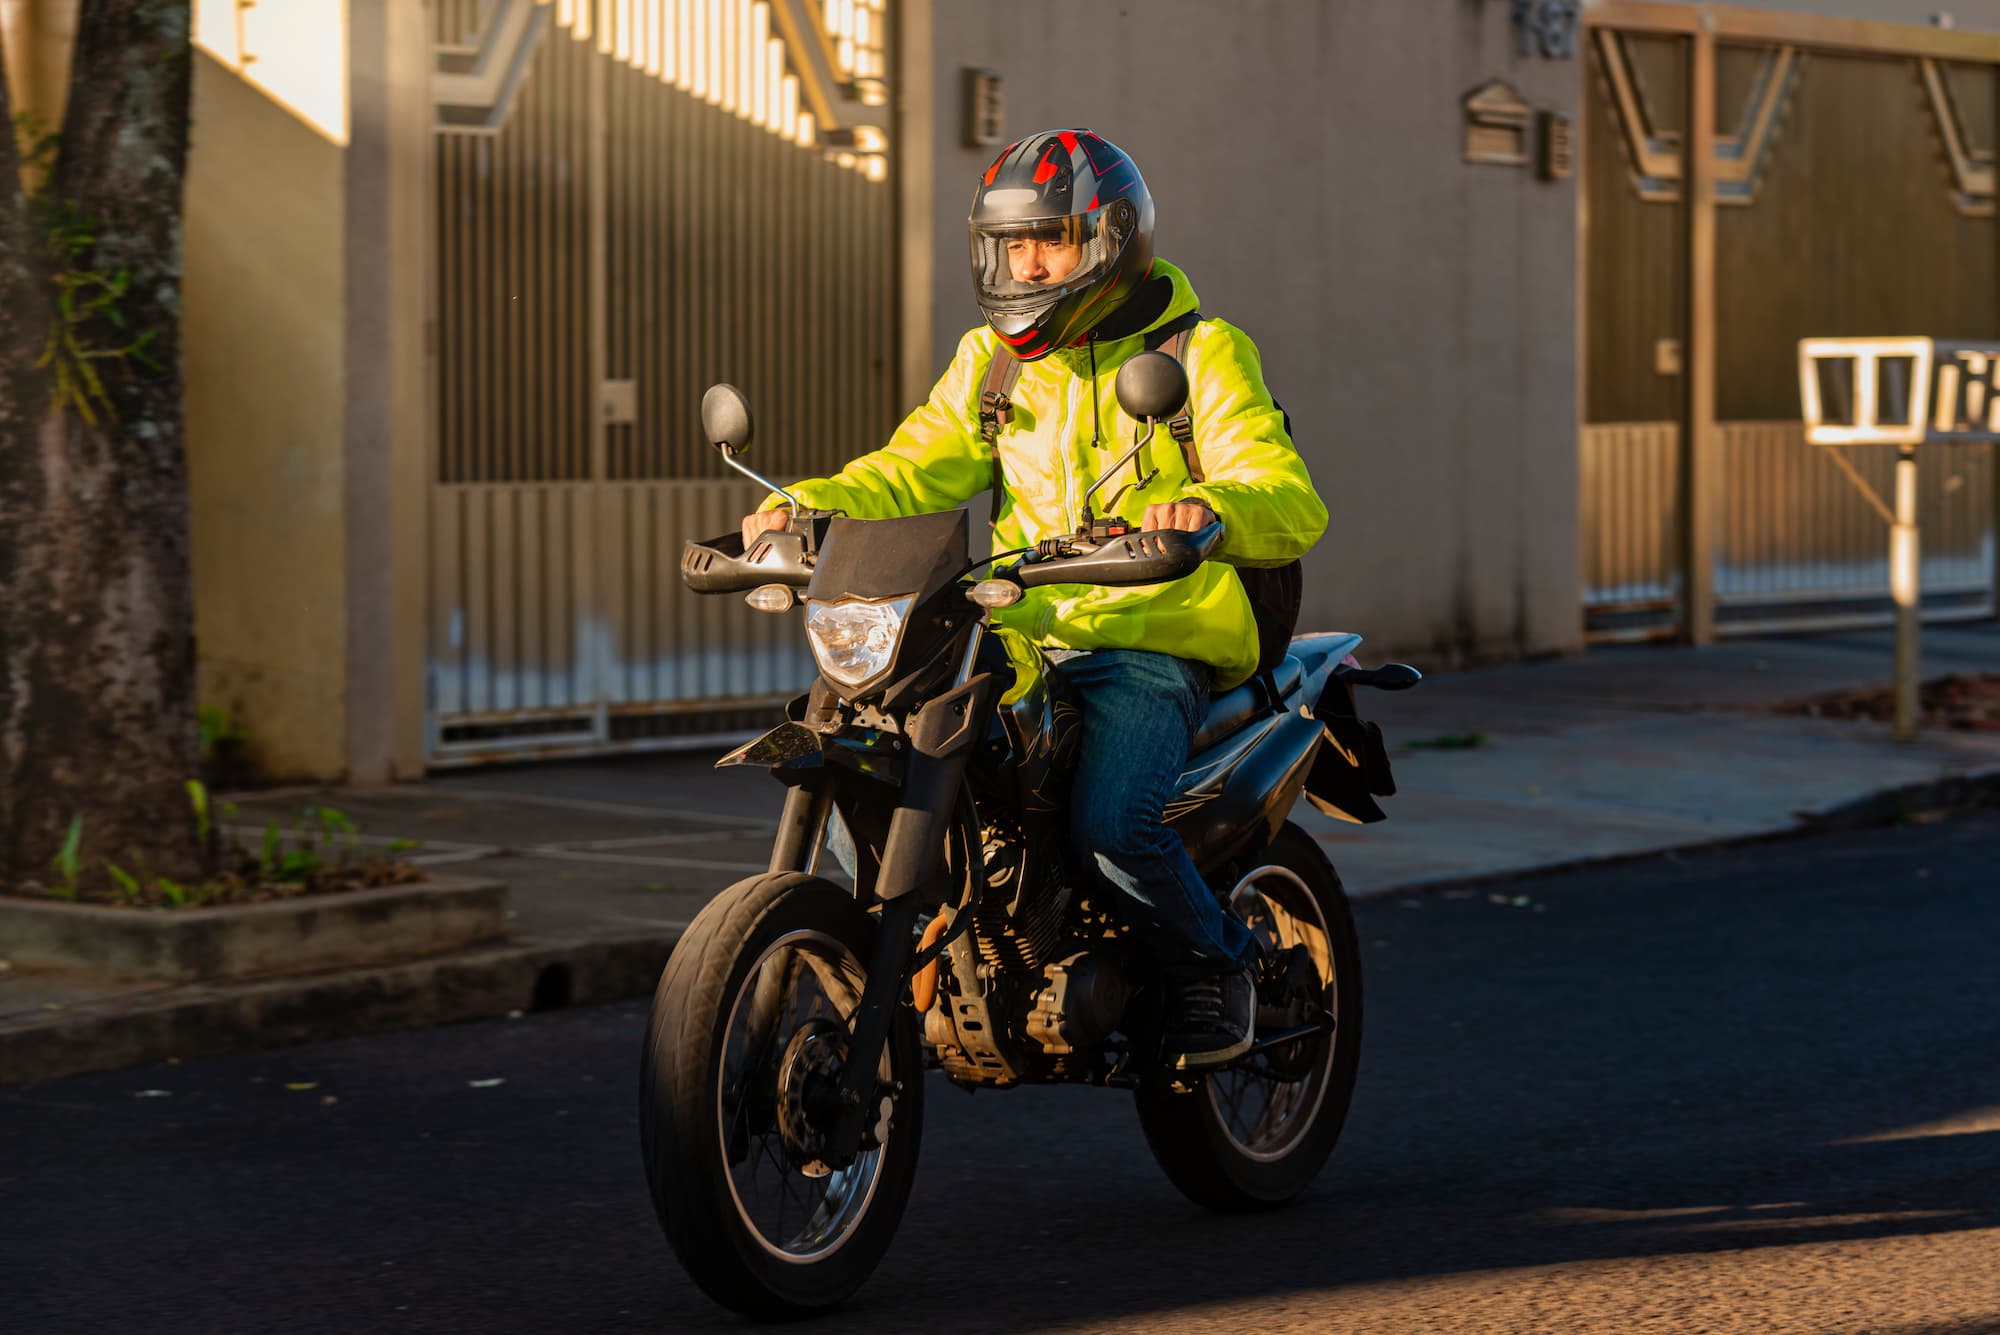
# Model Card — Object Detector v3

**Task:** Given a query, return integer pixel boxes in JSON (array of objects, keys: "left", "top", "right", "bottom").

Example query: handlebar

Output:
[
  {"left": 682, "top": 518, "right": 1226, "bottom": 596},
  {"left": 1014, "top": 521, "right": 1225, "bottom": 589},
  {"left": 680, "top": 529, "right": 815, "bottom": 593}
]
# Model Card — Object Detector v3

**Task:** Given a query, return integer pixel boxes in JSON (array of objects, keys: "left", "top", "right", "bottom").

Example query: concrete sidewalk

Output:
[{"left": 5, "top": 624, "right": 1997, "bottom": 1083}]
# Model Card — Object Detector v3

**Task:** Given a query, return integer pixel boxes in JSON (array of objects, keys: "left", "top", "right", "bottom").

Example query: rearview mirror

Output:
[
  {"left": 1114, "top": 350, "right": 1189, "bottom": 424},
  {"left": 701, "top": 383, "right": 755, "bottom": 453}
]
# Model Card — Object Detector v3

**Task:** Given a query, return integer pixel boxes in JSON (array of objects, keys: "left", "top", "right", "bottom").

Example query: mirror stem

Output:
[
  {"left": 1078, "top": 420, "right": 1159, "bottom": 522},
  {"left": 718, "top": 444, "right": 804, "bottom": 513}
]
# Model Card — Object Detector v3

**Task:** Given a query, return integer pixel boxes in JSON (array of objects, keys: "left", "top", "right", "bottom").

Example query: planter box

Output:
[{"left": 0, "top": 877, "right": 508, "bottom": 983}]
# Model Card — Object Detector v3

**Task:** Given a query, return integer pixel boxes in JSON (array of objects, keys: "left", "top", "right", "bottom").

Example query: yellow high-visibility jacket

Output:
[{"left": 763, "top": 259, "right": 1326, "bottom": 690}]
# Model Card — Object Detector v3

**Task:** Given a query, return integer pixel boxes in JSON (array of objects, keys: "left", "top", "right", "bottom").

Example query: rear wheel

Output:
[
  {"left": 640, "top": 873, "right": 923, "bottom": 1316},
  {"left": 1135, "top": 821, "right": 1363, "bottom": 1211}
]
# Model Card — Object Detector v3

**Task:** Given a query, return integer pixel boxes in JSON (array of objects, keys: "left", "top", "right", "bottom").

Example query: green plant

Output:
[
  {"left": 155, "top": 876, "right": 191, "bottom": 908},
  {"left": 186, "top": 779, "right": 212, "bottom": 845},
  {"left": 197, "top": 705, "right": 254, "bottom": 787},
  {"left": 260, "top": 820, "right": 282, "bottom": 878},
  {"left": 196, "top": 703, "right": 245, "bottom": 755},
  {"left": 1407, "top": 731, "right": 1488, "bottom": 751},
  {"left": 105, "top": 862, "right": 143, "bottom": 904},
  {"left": 386, "top": 838, "right": 423, "bottom": 855},
  {"left": 49, "top": 817, "right": 84, "bottom": 898},
  {"left": 14, "top": 112, "right": 161, "bottom": 426},
  {"left": 316, "top": 806, "right": 358, "bottom": 862}
]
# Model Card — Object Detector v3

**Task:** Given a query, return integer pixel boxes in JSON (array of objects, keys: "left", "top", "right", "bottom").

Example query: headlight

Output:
[{"left": 805, "top": 595, "right": 915, "bottom": 691}]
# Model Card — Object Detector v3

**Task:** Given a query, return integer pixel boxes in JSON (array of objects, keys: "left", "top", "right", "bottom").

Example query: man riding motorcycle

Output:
[{"left": 740, "top": 128, "right": 1326, "bottom": 1069}]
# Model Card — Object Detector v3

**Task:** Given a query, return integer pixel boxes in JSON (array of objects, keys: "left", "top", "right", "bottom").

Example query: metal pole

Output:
[
  {"left": 1891, "top": 446, "right": 1921, "bottom": 741},
  {"left": 1681, "top": 23, "right": 1719, "bottom": 645}
]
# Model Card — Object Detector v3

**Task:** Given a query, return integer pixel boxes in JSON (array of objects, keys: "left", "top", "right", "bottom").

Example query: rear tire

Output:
[
  {"left": 640, "top": 873, "right": 923, "bottom": 1316},
  {"left": 1136, "top": 822, "right": 1363, "bottom": 1211}
]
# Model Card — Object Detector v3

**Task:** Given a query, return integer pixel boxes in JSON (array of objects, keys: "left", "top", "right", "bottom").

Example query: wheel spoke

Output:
[
  {"left": 1212, "top": 862, "right": 1340, "bottom": 1160},
  {"left": 715, "top": 928, "right": 889, "bottom": 1261}
]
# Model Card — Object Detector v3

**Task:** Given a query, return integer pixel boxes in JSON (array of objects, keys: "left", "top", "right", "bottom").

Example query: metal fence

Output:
[
  {"left": 427, "top": 1, "right": 899, "bottom": 764},
  {"left": 1583, "top": 421, "right": 1996, "bottom": 640},
  {"left": 1581, "top": 422, "right": 1683, "bottom": 639}
]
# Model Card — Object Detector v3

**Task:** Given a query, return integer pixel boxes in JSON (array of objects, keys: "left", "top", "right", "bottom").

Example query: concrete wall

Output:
[
  {"left": 183, "top": 47, "right": 350, "bottom": 780},
  {"left": 342, "top": 0, "right": 432, "bottom": 783},
  {"left": 1719, "top": 0, "right": 2000, "bottom": 27},
  {"left": 928, "top": 1, "right": 1583, "bottom": 665}
]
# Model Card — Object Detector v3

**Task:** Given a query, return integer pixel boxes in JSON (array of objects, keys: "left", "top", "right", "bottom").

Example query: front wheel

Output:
[
  {"left": 1136, "top": 821, "right": 1363, "bottom": 1211},
  {"left": 640, "top": 872, "right": 924, "bottom": 1317}
]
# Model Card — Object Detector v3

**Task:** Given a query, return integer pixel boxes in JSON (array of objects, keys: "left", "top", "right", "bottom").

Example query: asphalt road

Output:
[{"left": 6, "top": 812, "right": 1999, "bottom": 1335}]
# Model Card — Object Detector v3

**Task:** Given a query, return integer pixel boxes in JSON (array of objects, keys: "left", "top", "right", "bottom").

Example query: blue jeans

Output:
[{"left": 1052, "top": 649, "right": 1256, "bottom": 978}]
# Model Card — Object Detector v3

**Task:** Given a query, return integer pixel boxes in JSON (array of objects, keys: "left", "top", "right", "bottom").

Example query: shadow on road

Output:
[
  {"left": 5, "top": 815, "right": 1997, "bottom": 1334},
  {"left": 652, "top": 812, "right": 2000, "bottom": 1333}
]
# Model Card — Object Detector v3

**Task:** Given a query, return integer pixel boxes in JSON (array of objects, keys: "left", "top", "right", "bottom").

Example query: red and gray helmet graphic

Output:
[
  {"left": 969, "top": 128, "right": 1156, "bottom": 357},
  {"left": 973, "top": 129, "right": 1143, "bottom": 221}
]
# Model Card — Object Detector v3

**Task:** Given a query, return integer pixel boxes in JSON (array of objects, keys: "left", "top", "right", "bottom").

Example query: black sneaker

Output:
[{"left": 1162, "top": 966, "right": 1256, "bottom": 1071}]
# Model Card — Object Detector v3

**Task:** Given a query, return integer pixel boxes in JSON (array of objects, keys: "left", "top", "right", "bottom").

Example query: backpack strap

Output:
[
  {"left": 980, "top": 314, "right": 1205, "bottom": 527},
  {"left": 979, "top": 348, "right": 1023, "bottom": 527},
  {"left": 1144, "top": 311, "right": 1204, "bottom": 483}
]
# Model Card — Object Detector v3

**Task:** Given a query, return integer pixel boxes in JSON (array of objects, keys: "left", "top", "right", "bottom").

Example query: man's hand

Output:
[
  {"left": 741, "top": 508, "right": 792, "bottom": 548},
  {"left": 1142, "top": 501, "right": 1217, "bottom": 533}
]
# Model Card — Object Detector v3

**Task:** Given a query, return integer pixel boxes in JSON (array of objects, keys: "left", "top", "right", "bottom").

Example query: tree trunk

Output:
[{"left": 0, "top": 0, "right": 198, "bottom": 887}]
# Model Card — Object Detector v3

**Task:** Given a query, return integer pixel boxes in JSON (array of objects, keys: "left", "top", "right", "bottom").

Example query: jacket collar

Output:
[{"left": 1048, "top": 258, "right": 1199, "bottom": 375}]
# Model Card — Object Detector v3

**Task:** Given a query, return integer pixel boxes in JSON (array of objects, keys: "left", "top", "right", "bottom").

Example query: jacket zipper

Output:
[{"left": 1040, "top": 373, "right": 1086, "bottom": 642}]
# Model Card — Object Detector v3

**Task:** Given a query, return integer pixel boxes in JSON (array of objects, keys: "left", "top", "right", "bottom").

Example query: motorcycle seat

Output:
[{"left": 1191, "top": 655, "right": 1303, "bottom": 756}]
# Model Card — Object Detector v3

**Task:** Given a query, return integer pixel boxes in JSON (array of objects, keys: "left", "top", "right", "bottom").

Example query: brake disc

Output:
[{"left": 774, "top": 1019, "right": 846, "bottom": 1179}]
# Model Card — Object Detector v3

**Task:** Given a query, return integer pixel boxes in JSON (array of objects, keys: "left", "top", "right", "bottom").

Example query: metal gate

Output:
[
  {"left": 426, "top": 0, "right": 900, "bottom": 763},
  {"left": 1581, "top": 11, "right": 1999, "bottom": 641}
]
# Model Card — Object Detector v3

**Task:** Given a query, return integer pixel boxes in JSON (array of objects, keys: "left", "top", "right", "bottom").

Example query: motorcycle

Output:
[{"left": 641, "top": 351, "right": 1419, "bottom": 1317}]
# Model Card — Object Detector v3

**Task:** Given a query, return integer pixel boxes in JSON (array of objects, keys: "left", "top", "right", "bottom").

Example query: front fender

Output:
[{"left": 716, "top": 721, "right": 906, "bottom": 787}]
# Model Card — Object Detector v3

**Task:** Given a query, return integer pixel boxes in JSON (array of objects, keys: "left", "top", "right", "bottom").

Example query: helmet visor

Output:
[{"left": 969, "top": 205, "right": 1132, "bottom": 309}]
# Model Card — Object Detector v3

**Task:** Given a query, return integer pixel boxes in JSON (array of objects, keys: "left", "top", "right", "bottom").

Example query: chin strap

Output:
[{"left": 1087, "top": 335, "right": 1103, "bottom": 452}]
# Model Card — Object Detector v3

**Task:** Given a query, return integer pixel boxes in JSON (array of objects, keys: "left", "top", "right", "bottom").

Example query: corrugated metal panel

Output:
[
  {"left": 1581, "top": 422, "right": 1682, "bottom": 640},
  {"left": 1582, "top": 420, "right": 1996, "bottom": 640},
  {"left": 599, "top": 480, "right": 818, "bottom": 706},
  {"left": 436, "top": 13, "right": 594, "bottom": 483},
  {"left": 1714, "top": 422, "right": 1995, "bottom": 629},
  {"left": 429, "top": 1, "right": 898, "bottom": 765}
]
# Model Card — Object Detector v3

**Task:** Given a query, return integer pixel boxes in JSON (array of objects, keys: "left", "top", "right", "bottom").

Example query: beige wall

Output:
[
  {"left": 184, "top": 47, "right": 351, "bottom": 780},
  {"left": 1702, "top": 0, "right": 2000, "bottom": 26},
  {"left": 342, "top": 0, "right": 431, "bottom": 783},
  {"left": 929, "top": 1, "right": 1583, "bottom": 665}
]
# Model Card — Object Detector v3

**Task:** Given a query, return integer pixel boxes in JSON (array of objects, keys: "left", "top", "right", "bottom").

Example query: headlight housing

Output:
[{"left": 805, "top": 595, "right": 915, "bottom": 693}]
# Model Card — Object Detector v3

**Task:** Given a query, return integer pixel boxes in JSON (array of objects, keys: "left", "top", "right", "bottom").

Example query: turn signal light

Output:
[
  {"left": 745, "top": 584, "right": 797, "bottom": 613},
  {"left": 969, "top": 579, "right": 1023, "bottom": 609}
]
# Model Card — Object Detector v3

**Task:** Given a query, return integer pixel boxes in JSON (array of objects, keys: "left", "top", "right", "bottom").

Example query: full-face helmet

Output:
[{"left": 968, "top": 129, "right": 1156, "bottom": 360}]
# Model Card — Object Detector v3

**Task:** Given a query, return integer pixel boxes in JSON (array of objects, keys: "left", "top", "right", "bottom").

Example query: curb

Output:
[
  {"left": 6, "top": 768, "right": 1995, "bottom": 1088},
  {"left": 1, "top": 930, "right": 680, "bottom": 1087},
  {"left": 1334, "top": 766, "right": 2000, "bottom": 902},
  {"left": 0, "top": 876, "right": 507, "bottom": 982}
]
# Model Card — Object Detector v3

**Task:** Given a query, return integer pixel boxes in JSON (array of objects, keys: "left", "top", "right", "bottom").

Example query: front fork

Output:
[{"left": 769, "top": 627, "right": 998, "bottom": 1167}]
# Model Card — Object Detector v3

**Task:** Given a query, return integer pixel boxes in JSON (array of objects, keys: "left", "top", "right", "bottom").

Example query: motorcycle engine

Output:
[
  {"left": 926, "top": 826, "right": 1137, "bottom": 1083},
  {"left": 971, "top": 825, "right": 1065, "bottom": 972}
]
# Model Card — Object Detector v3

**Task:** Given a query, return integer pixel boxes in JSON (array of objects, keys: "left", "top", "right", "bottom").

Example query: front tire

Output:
[
  {"left": 1136, "top": 821, "right": 1363, "bottom": 1211},
  {"left": 640, "top": 872, "right": 924, "bottom": 1317}
]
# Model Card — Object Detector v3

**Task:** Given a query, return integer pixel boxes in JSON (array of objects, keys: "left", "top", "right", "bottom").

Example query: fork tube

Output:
[
  {"left": 824, "top": 669, "right": 998, "bottom": 1165},
  {"left": 768, "top": 783, "right": 832, "bottom": 874},
  {"left": 954, "top": 621, "right": 987, "bottom": 688}
]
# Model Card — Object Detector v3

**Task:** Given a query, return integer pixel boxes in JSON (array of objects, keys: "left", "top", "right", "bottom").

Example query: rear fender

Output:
[{"left": 1299, "top": 688, "right": 1398, "bottom": 826}]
